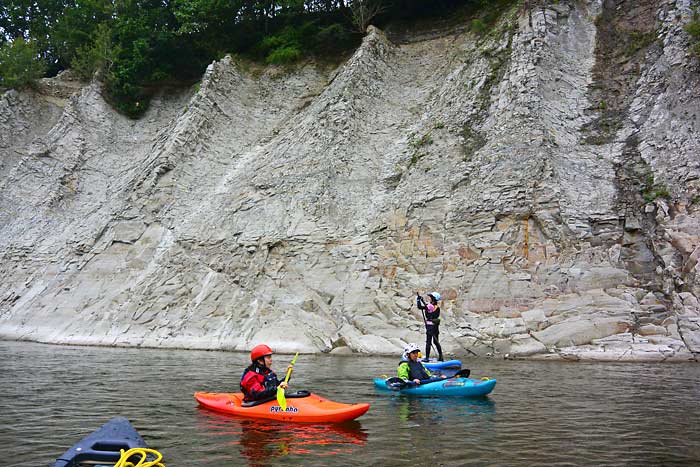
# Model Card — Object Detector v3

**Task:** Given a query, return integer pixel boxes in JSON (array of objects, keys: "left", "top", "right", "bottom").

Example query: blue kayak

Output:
[
  {"left": 423, "top": 359, "right": 462, "bottom": 370},
  {"left": 374, "top": 377, "right": 496, "bottom": 397},
  {"left": 51, "top": 417, "right": 147, "bottom": 467}
]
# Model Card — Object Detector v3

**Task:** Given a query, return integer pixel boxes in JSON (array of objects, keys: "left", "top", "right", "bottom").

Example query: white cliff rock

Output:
[{"left": 0, "top": 1, "right": 699, "bottom": 362}]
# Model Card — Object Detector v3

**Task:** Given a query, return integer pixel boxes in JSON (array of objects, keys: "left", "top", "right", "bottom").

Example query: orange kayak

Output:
[{"left": 194, "top": 391, "right": 370, "bottom": 423}]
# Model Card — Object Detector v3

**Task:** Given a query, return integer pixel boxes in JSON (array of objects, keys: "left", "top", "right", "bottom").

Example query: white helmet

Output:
[
  {"left": 403, "top": 343, "right": 420, "bottom": 354},
  {"left": 429, "top": 292, "right": 442, "bottom": 301}
]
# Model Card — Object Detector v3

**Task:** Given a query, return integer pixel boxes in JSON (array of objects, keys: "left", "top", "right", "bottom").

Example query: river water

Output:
[{"left": 1, "top": 340, "right": 699, "bottom": 467}]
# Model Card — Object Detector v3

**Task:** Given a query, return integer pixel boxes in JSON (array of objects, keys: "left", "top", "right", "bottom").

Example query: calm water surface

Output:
[{"left": 1, "top": 340, "right": 699, "bottom": 466}]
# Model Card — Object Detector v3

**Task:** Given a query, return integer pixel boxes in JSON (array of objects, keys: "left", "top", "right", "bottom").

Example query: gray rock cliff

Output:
[{"left": 1, "top": 0, "right": 699, "bottom": 361}]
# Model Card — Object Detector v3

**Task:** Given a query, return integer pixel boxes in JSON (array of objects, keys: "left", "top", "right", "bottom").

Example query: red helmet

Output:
[{"left": 250, "top": 344, "right": 273, "bottom": 362}]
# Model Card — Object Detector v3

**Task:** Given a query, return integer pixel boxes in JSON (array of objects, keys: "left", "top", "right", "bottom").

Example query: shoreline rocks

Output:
[{"left": 1, "top": 2, "right": 699, "bottom": 363}]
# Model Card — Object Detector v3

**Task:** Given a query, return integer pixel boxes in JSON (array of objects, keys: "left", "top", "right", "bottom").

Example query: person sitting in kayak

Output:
[
  {"left": 240, "top": 344, "right": 289, "bottom": 402},
  {"left": 416, "top": 291, "right": 444, "bottom": 361},
  {"left": 397, "top": 343, "right": 446, "bottom": 385}
]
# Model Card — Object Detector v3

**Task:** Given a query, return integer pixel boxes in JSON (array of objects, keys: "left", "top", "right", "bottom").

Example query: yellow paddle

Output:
[{"left": 276, "top": 352, "right": 299, "bottom": 411}]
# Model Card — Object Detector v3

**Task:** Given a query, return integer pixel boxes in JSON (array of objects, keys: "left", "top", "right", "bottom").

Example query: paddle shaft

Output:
[{"left": 283, "top": 352, "right": 299, "bottom": 385}]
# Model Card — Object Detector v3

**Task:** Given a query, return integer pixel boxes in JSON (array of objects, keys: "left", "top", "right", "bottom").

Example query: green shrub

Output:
[
  {"left": 315, "top": 23, "right": 354, "bottom": 54},
  {"left": 685, "top": 20, "right": 700, "bottom": 38},
  {"left": 258, "top": 25, "right": 305, "bottom": 65},
  {"left": 71, "top": 24, "right": 117, "bottom": 80},
  {"left": 0, "top": 39, "right": 47, "bottom": 88},
  {"left": 266, "top": 46, "right": 302, "bottom": 64},
  {"left": 641, "top": 174, "right": 671, "bottom": 203},
  {"left": 259, "top": 26, "right": 303, "bottom": 52},
  {"left": 624, "top": 30, "right": 657, "bottom": 56},
  {"left": 471, "top": 19, "right": 487, "bottom": 35},
  {"left": 316, "top": 23, "right": 347, "bottom": 43},
  {"left": 105, "top": 76, "right": 148, "bottom": 117},
  {"left": 410, "top": 132, "right": 433, "bottom": 149},
  {"left": 260, "top": 35, "right": 288, "bottom": 52},
  {"left": 685, "top": 20, "right": 700, "bottom": 55}
]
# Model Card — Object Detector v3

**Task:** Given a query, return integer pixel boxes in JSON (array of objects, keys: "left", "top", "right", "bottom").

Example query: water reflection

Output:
[
  {"left": 195, "top": 408, "right": 367, "bottom": 467},
  {"left": 389, "top": 396, "right": 496, "bottom": 425},
  {"left": 5, "top": 342, "right": 700, "bottom": 467}
]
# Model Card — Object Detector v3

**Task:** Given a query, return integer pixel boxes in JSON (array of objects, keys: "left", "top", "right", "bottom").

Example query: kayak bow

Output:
[{"left": 50, "top": 417, "right": 147, "bottom": 467}]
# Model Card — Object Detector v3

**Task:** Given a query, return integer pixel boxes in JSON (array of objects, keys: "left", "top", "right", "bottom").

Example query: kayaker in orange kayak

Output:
[
  {"left": 196, "top": 344, "right": 370, "bottom": 422},
  {"left": 240, "top": 344, "right": 290, "bottom": 402}
]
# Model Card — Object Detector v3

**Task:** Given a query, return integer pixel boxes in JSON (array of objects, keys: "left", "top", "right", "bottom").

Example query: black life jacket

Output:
[{"left": 399, "top": 359, "right": 430, "bottom": 380}]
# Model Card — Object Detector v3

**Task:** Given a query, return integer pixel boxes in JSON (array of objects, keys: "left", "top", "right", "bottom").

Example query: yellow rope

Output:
[
  {"left": 114, "top": 447, "right": 166, "bottom": 467},
  {"left": 480, "top": 377, "right": 490, "bottom": 381}
]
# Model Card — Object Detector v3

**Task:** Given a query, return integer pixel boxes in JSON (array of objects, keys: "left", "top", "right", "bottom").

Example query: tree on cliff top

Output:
[
  {"left": 0, "top": 0, "right": 511, "bottom": 116},
  {"left": 350, "top": 0, "right": 386, "bottom": 33},
  {"left": 0, "top": 38, "right": 47, "bottom": 88}
]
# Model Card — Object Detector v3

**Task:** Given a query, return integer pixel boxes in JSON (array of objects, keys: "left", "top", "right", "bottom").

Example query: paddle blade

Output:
[
  {"left": 385, "top": 377, "right": 407, "bottom": 390},
  {"left": 277, "top": 386, "right": 287, "bottom": 411}
]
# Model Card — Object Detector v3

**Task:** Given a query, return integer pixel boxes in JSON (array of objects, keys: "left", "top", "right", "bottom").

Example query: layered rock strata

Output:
[{"left": 1, "top": 0, "right": 699, "bottom": 361}]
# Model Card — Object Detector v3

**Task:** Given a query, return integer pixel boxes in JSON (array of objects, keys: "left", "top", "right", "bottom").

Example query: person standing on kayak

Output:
[
  {"left": 240, "top": 344, "right": 289, "bottom": 402},
  {"left": 416, "top": 291, "right": 444, "bottom": 361},
  {"left": 397, "top": 343, "right": 445, "bottom": 385}
]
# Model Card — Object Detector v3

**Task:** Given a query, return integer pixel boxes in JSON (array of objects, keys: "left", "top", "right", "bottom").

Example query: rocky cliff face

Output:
[{"left": 1, "top": 0, "right": 699, "bottom": 361}]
